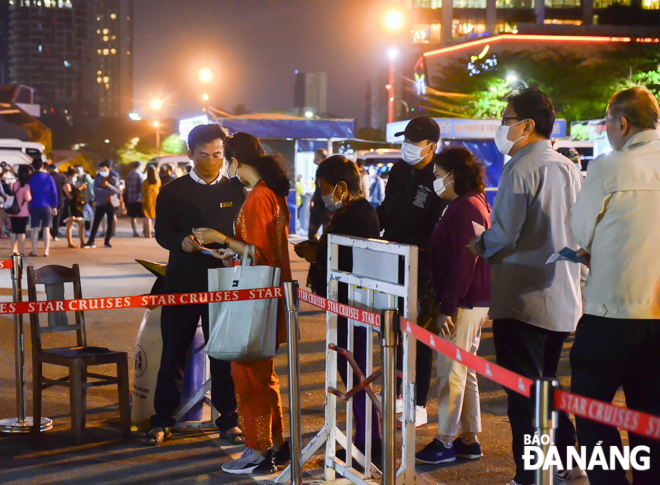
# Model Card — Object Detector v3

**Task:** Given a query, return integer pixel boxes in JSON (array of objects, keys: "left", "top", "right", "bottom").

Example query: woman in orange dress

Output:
[
  {"left": 193, "top": 132, "right": 291, "bottom": 475},
  {"left": 141, "top": 165, "right": 161, "bottom": 238}
]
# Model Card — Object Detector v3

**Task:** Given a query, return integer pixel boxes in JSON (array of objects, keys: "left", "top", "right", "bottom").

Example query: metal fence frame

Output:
[{"left": 277, "top": 234, "right": 423, "bottom": 484}]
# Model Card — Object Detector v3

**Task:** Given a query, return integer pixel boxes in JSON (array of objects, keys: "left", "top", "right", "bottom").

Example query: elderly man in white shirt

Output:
[
  {"left": 570, "top": 87, "right": 660, "bottom": 485},
  {"left": 469, "top": 88, "right": 585, "bottom": 485}
]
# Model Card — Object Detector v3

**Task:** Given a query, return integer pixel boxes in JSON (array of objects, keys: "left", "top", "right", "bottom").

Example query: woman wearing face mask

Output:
[
  {"left": 415, "top": 147, "right": 492, "bottom": 466},
  {"left": 63, "top": 167, "right": 86, "bottom": 248},
  {"left": 294, "top": 155, "right": 382, "bottom": 465},
  {"left": 192, "top": 132, "right": 292, "bottom": 475}
]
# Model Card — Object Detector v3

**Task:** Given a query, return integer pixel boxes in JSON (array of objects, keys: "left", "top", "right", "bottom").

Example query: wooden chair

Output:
[{"left": 27, "top": 264, "right": 131, "bottom": 443}]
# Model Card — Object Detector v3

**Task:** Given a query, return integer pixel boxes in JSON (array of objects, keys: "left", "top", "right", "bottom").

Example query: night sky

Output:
[{"left": 133, "top": 0, "right": 387, "bottom": 125}]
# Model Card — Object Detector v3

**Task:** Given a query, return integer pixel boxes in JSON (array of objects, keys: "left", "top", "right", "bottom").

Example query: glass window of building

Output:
[
  {"left": 642, "top": 0, "right": 659, "bottom": 8},
  {"left": 545, "top": 0, "right": 581, "bottom": 6},
  {"left": 593, "top": 0, "right": 630, "bottom": 6},
  {"left": 454, "top": 0, "right": 487, "bottom": 7},
  {"left": 497, "top": 0, "right": 534, "bottom": 7},
  {"left": 406, "top": 0, "right": 442, "bottom": 8}
]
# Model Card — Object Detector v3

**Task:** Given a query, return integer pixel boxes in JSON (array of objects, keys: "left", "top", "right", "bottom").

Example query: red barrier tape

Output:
[
  {"left": 400, "top": 317, "right": 533, "bottom": 398},
  {"left": 0, "top": 287, "right": 283, "bottom": 315},
  {"left": 297, "top": 287, "right": 660, "bottom": 440},
  {"left": 555, "top": 390, "right": 660, "bottom": 440},
  {"left": 297, "top": 288, "right": 381, "bottom": 328},
  {"left": 0, "top": 259, "right": 13, "bottom": 270}
]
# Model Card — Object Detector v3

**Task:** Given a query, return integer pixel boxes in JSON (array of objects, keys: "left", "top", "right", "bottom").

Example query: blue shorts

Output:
[{"left": 29, "top": 206, "right": 53, "bottom": 229}]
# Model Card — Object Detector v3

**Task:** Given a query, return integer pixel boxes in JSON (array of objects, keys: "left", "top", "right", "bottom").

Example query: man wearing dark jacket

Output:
[
  {"left": 142, "top": 123, "right": 246, "bottom": 446},
  {"left": 376, "top": 116, "right": 446, "bottom": 427},
  {"left": 47, "top": 163, "right": 65, "bottom": 240}
]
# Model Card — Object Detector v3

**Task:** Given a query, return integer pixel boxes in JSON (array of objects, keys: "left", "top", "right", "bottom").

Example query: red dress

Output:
[{"left": 231, "top": 180, "right": 292, "bottom": 450}]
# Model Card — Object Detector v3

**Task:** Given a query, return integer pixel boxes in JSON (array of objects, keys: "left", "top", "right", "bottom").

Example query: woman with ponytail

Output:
[{"left": 193, "top": 132, "right": 292, "bottom": 475}]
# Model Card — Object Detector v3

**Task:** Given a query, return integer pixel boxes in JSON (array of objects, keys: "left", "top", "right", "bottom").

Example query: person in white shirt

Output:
[
  {"left": 570, "top": 87, "right": 660, "bottom": 485},
  {"left": 468, "top": 89, "right": 584, "bottom": 485}
]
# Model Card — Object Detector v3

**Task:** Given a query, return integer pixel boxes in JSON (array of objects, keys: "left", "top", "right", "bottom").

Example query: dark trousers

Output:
[
  {"left": 396, "top": 340, "right": 434, "bottom": 407},
  {"left": 571, "top": 314, "right": 660, "bottom": 485},
  {"left": 151, "top": 302, "right": 238, "bottom": 431},
  {"left": 87, "top": 205, "right": 115, "bottom": 245},
  {"left": 50, "top": 207, "right": 63, "bottom": 237},
  {"left": 493, "top": 318, "right": 576, "bottom": 485},
  {"left": 337, "top": 317, "right": 381, "bottom": 449}
]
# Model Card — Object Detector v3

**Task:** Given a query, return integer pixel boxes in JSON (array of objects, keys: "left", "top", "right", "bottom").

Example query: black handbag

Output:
[{"left": 5, "top": 186, "right": 23, "bottom": 215}]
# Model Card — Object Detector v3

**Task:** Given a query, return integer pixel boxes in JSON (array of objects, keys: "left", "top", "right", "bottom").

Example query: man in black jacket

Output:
[
  {"left": 142, "top": 124, "right": 246, "bottom": 446},
  {"left": 47, "top": 163, "right": 65, "bottom": 240},
  {"left": 376, "top": 116, "right": 445, "bottom": 428}
]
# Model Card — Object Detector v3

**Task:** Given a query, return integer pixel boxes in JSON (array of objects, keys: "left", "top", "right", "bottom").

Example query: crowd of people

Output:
[
  {"left": 3, "top": 85, "right": 657, "bottom": 484},
  {"left": 0, "top": 158, "right": 187, "bottom": 254}
]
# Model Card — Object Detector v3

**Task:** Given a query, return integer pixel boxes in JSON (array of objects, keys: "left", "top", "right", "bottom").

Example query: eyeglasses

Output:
[{"left": 501, "top": 116, "right": 519, "bottom": 125}]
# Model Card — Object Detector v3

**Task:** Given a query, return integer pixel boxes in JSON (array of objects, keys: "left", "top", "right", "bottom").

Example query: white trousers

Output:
[{"left": 435, "top": 306, "right": 489, "bottom": 438}]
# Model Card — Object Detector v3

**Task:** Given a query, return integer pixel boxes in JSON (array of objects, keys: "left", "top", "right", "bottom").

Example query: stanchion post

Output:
[
  {"left": 12, "top": 254, "right": 26, "bottom": 424},
  {"left": 0, "top": 254, "right": 52, "bottom": 433},
  {"left": 534, "top": 378, "right": 559, "bottom": 485},
  {"left": 380, "top": 309, "right": 399, "bottom": 485},
  {"left": 283, "top": 281, "right": 303, "bottom": 485}
]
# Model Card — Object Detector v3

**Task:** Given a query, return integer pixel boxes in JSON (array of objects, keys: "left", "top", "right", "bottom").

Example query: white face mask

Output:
[
  {"left": 433, "top": 171, "right": 454, "bottom": 197},
  {"left": 322, "top": 184, "right": 343, "bottom": 211},
  {"left": 401, "top": 142, "right": 432, "bottom": 166},
  {"left": 98, "top": 170, "right": 110, "bottom": 178},
  {"left": 494, "top": 120, "right": 526, "bottom": 155}
]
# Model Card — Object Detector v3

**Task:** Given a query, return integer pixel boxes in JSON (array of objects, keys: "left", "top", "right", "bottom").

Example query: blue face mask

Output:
[{"left": 401, "top": 142, "right": 433, "bottom": 166}]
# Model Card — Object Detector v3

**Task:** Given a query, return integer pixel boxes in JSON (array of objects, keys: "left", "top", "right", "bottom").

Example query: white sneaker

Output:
[
  {"left": 556, "top": 467, "right": 589, "bottom": 485},
  {"left": 221, "top": 448, "right": 276, "bottom": 475},
  {"left": 397, "top": 405, "right": 427, "bottom": 428},
  {"left": 375, "top": 392, "right": 403, "bottom": 414}
]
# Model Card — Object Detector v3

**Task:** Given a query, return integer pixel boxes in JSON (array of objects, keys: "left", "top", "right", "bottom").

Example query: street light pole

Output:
[
  {"left": 154, "top": 121, "right": 161, "bottom": 157},
  {"left": 387, "top": 47, "right": 399, "bottom": 124}
]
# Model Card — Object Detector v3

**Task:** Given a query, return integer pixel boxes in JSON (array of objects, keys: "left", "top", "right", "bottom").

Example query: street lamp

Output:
[
  {"left": 153, "top": 120, "right": 161, "bottom": 157},
  {"left": 198, "top": 67, "right": 212, "bottom": 84},
  {"left": 383, "top": 9, "right": 404, "bottom": 33},
  {"left": 149, "top": 97, "right": 163, "bottom": 156},
  {"left": 149, "top": 97, "right": 163, "bottom": 111},
  {"left": 387, "top": 47, "right": 399, "bottom": 124},
  {"left": 506, "top": 71, "right": 528, "bottom": 88}
]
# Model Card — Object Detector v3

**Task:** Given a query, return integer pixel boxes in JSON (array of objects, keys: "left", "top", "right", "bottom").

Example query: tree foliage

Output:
[{"left": 426, "top": 44, "right": 660, "bottom": 123}]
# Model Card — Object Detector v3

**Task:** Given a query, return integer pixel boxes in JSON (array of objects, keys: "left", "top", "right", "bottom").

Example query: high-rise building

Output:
[
  {"left": 94, "top": 0, "right": 133, "bottom": 117},
  {"left": 0, "top": 0, "right": 9, "bottom": 85},
  {"left": 4, "top": 0, "right": 133, "bottom": 119},
  {"left": 293, "top": 71, "right": 328, "bottom": 116},
  {"left": 7, "top": 0, "right": 97, "bottom": 117}
]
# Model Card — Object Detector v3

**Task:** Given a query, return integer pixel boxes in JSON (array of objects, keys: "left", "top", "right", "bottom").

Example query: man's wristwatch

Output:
[{"left": 221, "top": 235, "right": 230, "bottom": 249}]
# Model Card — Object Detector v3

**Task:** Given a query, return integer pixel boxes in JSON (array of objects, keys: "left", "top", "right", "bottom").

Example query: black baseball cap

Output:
[{"left": 395, "top": 116, "right": 441, "bottom": 143}]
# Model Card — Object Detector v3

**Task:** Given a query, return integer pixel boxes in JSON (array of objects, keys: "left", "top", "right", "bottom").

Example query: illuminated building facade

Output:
[
  {"left": 4, "top": 0, "right": 133, "bottom": 119},
  {"left": 404, "top": 0, "right": 660, "bottom": 47},
  {"left": 95, "top": 0, "right": 133, "bottom": 118}
]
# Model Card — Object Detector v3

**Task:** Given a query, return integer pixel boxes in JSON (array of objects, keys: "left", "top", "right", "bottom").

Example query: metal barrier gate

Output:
[{"left": 277, "top": 234, "right": 424, "bottom": 485}]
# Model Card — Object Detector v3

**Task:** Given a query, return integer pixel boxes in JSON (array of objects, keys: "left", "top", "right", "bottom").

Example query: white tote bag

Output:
[{"left": 206, "top": 246, "right": 281, "bottom": 361}]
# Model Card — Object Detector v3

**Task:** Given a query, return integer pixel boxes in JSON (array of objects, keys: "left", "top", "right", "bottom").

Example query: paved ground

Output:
[{"left": 0, "top": 218, "right": 623, "bottom": 484}]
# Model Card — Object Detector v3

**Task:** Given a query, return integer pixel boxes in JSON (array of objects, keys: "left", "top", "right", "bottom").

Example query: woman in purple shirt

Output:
[{"left": 416, "top": 147, "right": 492, "bottom": 466}]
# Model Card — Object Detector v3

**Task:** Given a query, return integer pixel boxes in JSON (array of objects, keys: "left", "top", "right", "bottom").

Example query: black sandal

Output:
[
  {"left": 140, "top": 426, "right": 171, "bottom": 446},
  {"left": 220, "top": 427, "right": 245, "bottom": 444}
]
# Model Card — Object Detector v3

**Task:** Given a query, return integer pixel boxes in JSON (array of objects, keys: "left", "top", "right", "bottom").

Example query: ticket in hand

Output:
[{"left": 546, "top": 247, "right": 587, "bottom": 264}]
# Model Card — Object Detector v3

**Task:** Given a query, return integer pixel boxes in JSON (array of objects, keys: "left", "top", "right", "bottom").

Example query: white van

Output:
[
  {"left": 347, "top": 149, "right": 401, "bottom": 174},
  {"left": 147, "top": 155, "right": 192, "bottom": 177},
  {"left": 0, "top": 139, "right": 46, "bottom": 167}
]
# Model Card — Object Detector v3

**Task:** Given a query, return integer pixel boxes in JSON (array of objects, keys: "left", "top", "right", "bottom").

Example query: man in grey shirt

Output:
[{"left": 469, "top": 89, "right": 584, "bottom": 485}]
